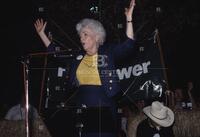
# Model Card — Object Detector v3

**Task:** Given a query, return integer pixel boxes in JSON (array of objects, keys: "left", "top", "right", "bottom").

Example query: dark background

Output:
[{"left": 0, "top": 0, "right": 199, "bottom": 123}]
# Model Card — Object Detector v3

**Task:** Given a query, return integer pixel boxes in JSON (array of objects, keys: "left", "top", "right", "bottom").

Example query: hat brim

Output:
[{"left": 143, "top": 106, "right": 174, "bottom": 127}]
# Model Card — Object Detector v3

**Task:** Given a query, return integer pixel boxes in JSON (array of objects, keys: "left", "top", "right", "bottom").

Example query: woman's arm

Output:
[
  {"left": 112, "top": 0, "right": 136, "bottom": 58},
  {"left": 34, "top": 18, "right": 51, "bottom": 48},
  {"left": 124, "top": 0, "right": 136, "bottom": 40}
]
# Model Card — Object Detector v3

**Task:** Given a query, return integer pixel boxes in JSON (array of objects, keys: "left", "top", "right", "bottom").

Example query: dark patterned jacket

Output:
[{"left": 47, "top": 37, "right": 135, "bottom": 98}]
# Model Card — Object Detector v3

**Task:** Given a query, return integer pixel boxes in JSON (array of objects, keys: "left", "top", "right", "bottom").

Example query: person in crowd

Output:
[
  {"left": 136, "top": 101, "right": 175, "bottom": 137},
  {"left": 173, "top": 81, "right": 198, "bottom": 110},
  {"left": 174, "top": 88, "right": 185, "bottom": 109},
  {"left": 4, "top": 93, "right": 39, "bottom": 121},
  {"left": 34, "top": 0, "right": 136, "bottom": 136},
  {"left": 185, "top": 81, "right": 198, "bottom": 109}
]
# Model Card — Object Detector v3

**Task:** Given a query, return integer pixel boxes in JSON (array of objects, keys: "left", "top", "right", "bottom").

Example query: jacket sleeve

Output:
[
  {"left": 47, "top": 42, "right": 56, "bottom": 52},
  {"left": 112, "top": 37, "right": 136, "bottom": 59}
]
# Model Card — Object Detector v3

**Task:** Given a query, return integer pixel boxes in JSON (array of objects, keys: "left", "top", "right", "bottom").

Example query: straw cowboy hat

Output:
[{"left": 143, "top": 101, "right": 174, "bottom": 127}]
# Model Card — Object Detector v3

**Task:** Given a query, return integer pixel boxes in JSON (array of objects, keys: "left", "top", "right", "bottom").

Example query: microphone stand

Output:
[
  {"left": 22, "top": 56, "right": 30, "bottom": 137},
  {"left": 76, "top": 105, "right": 86, "bottom": 137}
]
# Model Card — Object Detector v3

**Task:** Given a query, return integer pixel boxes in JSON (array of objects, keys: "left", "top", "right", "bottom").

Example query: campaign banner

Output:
[{"left": 116, "top": 30, "right": 167, "bottom": 105}]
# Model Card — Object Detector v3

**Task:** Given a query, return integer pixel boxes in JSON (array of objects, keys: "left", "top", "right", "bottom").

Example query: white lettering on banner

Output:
[
  {"left": 98, "top": 55, "right": 108, "bottom": 67},
  {"left": 57, "top": 67, "right": 66, "bottom": 77},
  {"left": 116, "top": 61, "right": 151, "bottom": 80}
]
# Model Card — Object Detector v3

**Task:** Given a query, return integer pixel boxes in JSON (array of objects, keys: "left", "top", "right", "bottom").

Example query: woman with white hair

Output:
[{"left": 34, "top": 0, "right": 136, "bottom": 136}]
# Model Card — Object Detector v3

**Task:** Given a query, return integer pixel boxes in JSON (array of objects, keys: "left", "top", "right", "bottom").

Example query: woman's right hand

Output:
[
  {"left": 34, "top": 18, "right": 47, "bottom": 35},
  {"left": 34, "top": 18, "right": 51, "bottom": 47}
]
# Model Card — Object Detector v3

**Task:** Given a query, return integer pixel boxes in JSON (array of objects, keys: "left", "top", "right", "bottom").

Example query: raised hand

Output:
[
  {"left": 124, "top": 0, "right": 136, "bottom": 21},
  {"left": 34, "top": 18, "right": 51, "bottom": 47},
  {"left": 34, "top": 18, "right": 47, "bottom": 35}
]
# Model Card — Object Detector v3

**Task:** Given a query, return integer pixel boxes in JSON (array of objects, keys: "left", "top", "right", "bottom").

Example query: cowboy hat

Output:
[{"left": 143, "top": 101, "right": 174, "bottom": 127}]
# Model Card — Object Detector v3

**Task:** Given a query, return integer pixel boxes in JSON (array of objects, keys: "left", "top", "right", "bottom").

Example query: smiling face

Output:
[{"left": 79, "top": 27, "right": 99, "bottom": 55}]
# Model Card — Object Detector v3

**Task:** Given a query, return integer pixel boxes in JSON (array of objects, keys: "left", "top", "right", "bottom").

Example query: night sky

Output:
[{"left": 1, "top": 0, "right": 200, "bottom": 114}]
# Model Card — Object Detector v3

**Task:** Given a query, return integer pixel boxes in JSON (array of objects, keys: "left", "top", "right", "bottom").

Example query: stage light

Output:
[
  {"left": 117, "top": 23, "right": 123, "bottom": 29},
  {"left": 90, "top": 6, "right": 99, "bottom": 14},
  {"left": 38, "top": 7, "right": 44, "bottom": 12},
  {"left": 156, "top": 7, "right": 162, "bottom": 13}
]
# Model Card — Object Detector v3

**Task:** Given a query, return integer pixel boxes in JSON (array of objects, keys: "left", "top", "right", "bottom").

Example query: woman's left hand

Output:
[{"left": 124, "top": 0, "right": 136, "bottom": 21}]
